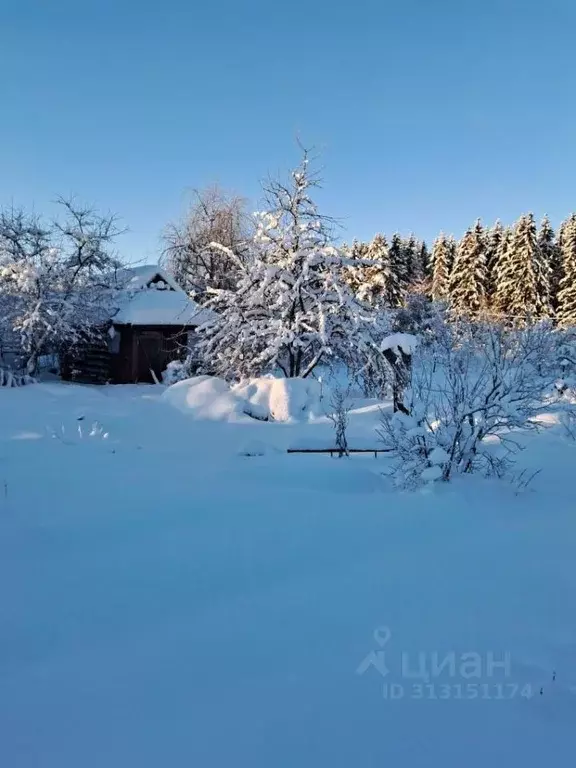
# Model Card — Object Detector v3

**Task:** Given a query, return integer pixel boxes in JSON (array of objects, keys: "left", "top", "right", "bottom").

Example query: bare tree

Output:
[
  {"left": 161, "top": 185, "right": 251, "bottom": 300},
  {"left": 52, "top": 197, "right": 124, "bottom": 278},
  {"left": 0, "top": 199, "right": 124, "bottom": 374}
]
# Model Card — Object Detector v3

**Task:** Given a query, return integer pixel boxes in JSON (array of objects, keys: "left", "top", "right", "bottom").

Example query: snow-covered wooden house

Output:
[{"left": 61, "top": 266, "right": 213, "bottom": 384}]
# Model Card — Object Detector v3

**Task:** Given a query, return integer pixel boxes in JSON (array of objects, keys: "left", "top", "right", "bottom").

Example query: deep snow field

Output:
[{"left": 1, "top": 381, "right": 575, "bottom": 767}]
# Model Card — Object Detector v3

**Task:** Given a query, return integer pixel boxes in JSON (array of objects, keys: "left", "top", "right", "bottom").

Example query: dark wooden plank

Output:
[{"left": 287, "top": 448, "right": 391, "bottom": 455}]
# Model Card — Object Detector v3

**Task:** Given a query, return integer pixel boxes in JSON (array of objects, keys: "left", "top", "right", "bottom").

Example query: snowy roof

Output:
[
  {"left": 112, "top": 264, "right": 184, "bottom": 294},
  {"left": 113, "top": 289, "right": 214, "bottom": 326},
  {"left": 111, "top": 265, "right": 215, "bottom": 327}
]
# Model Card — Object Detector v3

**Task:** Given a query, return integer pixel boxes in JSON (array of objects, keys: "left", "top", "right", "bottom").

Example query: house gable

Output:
[
  {"left": 113, "top": 265, "right": 185, "bottom": 294},
  {"left": 110, "top": 264, "right": 215, "bottom": 328}
]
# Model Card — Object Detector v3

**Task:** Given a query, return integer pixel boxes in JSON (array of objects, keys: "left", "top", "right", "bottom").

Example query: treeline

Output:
[
  {"left": 345, "top": 214, "right": 576, "bottom": 325},
  {"left": 162, "top": 182, "right": 576, "bottom": 326}
]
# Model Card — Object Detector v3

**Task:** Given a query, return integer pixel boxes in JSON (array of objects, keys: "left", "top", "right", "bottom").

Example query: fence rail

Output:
[{"left": 287, "top": 448, "right": 391, "bottom": 457}]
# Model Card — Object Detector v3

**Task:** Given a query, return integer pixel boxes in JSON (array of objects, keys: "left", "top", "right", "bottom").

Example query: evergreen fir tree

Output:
[
  {"left": 430, "top": 232, "right": 451, "bottom": 301},
  {"left": 343, "top": 239, "right": 370, "bottom": 295},
  {"left": 358, "top": 233, "right": 404, "bottom": 308},
  {"left": 448, "top": 220, "right": 487, "bottom": 314},
  {"left": 426, "top": 240, "right": 436, "bottom": 277},
  {"left": 557, "top": 217, "right": 568, "bottom": 254},
  {"left": 419, "top": 241, "right": 430, "bottom": 280},
  {"left": 351, "top": 239, "right": 370, "bottom": 260},
  {"left": 447, "top": 235, "right": 457, "bottom": 273},
  {"left": 504, "top": 213, "right": 550, "bottom": 320},
  {"left": 389, "top": 233, "right": 408, "bottom": 298},
  {"left": 491, "top": 227, "right": 514, "bottom": 316},
  {"left": 383, "top": 237, "right": 405, "bottom": 307},
  {"left": 556, "top": 217, "right": 570, "bottom": 308},
  {"left": 402, "top": 234, "right": 422, "bottom": 285},
  {"left": 356, "top": 234, "right": 389, "bottom": 307},
  {"left": 557, "top": 214, "right": 576, "bottom": 327},
  {"left": 539, "top": 216, "right": 562, "bottom": 310},
  {"left": 485, "top": 220, "right": 504, "bottom": 299}
]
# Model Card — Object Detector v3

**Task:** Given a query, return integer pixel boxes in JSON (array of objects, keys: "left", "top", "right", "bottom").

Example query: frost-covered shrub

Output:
[
  {"left": 393, "top": 293, "right": 441, "bottom": 337},
  {"left": 378, "top": 320, "right": 560, "bottom": 488},
  {"left": 0, "top": 367, "right": 35, "bottom": 387},
  {"left": 162, "top": 359, "right": 189, "bottom": 386}
]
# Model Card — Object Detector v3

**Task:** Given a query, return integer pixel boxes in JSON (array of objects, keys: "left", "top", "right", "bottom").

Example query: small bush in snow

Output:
[
  {"left": 378, "top": 320, "right": 559, "bottom": 489},
  {"left": 327, "top": 384, "right": 352, "bottom": 457},
  {"left": 393, "top": 293, "right": 446, "bottom": 338}
]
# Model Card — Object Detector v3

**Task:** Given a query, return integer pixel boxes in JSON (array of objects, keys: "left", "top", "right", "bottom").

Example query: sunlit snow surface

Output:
[{"left": 0, "top": 382, "right": 575, "bottom": 767}]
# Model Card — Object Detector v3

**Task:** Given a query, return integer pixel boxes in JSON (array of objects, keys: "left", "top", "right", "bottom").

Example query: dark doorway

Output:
[{"left": 136, "top": 331, "right": 167, "bottom": 382}]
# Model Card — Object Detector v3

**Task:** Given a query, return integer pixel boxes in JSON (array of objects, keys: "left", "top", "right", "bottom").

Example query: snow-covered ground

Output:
[{"left": 1, "top": 382, "right": 575, "bottom": 767}]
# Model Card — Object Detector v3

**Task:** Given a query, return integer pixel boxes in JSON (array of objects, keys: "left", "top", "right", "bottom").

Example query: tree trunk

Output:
[{"left": 382, "top": 348, "right": 412, "bottom": 414}]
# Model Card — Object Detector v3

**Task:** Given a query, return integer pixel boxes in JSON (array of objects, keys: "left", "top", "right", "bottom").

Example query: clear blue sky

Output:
[{"left": 1, "top": 0, "right": 575, "bottom": 263}]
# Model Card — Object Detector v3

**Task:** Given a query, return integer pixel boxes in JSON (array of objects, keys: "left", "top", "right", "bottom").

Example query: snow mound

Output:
[
  {"left": 162, "top": 376, "right": 246, "bottom": 421},
  {"left": 232, "top": 377, "right": 326, "bottom": 422},
  {"left": 163, "top": 376, "right": 328, "bottom": 423}
]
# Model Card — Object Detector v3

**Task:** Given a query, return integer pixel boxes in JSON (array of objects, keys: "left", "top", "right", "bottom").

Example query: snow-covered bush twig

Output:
[
  {"left": 378, "top": 320, "right": 559, "bottom": 488},
  {"left": 327, "top": 384, "right": 352, "bottom": 457}
]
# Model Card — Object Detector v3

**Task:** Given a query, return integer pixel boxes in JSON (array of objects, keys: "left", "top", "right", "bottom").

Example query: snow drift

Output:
[
  {"left": 161, "top": 376, "right": 247, "bottom": 421},
  {"left": 233, "top": 377, "right": 326, "bottom": 422},
  {"left": 162, "top": 376, "right": 328, "bottom": 422}
]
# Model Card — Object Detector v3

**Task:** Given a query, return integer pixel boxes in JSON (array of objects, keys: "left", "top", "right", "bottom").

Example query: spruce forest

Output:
[{"left": 344, "top": 213, "right": 576, "bottom": 326}]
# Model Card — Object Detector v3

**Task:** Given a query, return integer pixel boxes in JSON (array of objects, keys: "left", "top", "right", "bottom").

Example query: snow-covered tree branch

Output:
[{"left": 160, "top": 185, "right": 251, "bottom": 301}]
